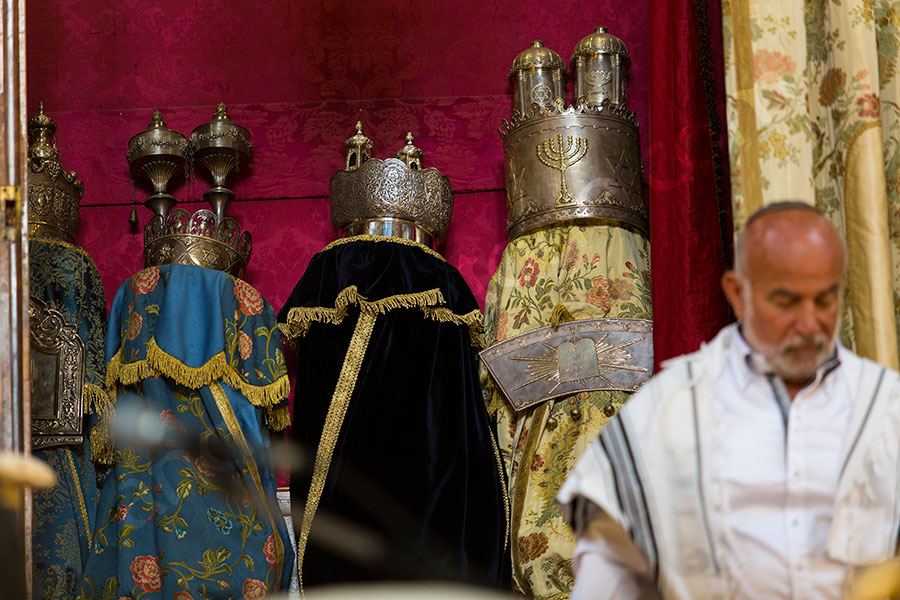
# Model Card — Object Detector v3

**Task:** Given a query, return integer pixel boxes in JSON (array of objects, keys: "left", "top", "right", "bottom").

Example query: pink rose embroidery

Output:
[
  {"left": 264, "top": 534, "right": 278, "bottom": 568},
  {"left": 242, "top": 578, "right": 267, "bottom": 600},
  {"left": 753, "top": 49, "right": 797, "bottom": 84},
  {"left": 517, "top": 258, "right": 540, "bottom": 287},
  {"left": 238, "top": 330, "right": 253, "bottom": 359},
  {"left": 857, "top": 93, "right": 880, "bottom": 118},
  {"left": 233, "top": 279, "right": 264, "bottom": 316},
  {"left": 126, "top": 312, "right": 143, "bottom": 340},
  {"left": 130, "top": 555, "right": 162, "bottom": 593},
  {"left": 159, "top": 409, "right": 186, "bottom": 434},
  {"left": 129, "top": 267, "right": 160, "bottom": 295}
]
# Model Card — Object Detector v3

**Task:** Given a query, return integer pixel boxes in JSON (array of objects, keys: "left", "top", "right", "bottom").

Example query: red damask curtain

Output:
[
  {"left": 27, "top": 0, "right": 735, "bottom": 368},
  {"left": 649, "top": 0, "right": 734, "bottom": 366}
]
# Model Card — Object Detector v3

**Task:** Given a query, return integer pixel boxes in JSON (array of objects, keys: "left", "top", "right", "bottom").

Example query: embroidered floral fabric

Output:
[
  {"left": 79, "top": 264, "right": 293, "bottom": 598},
  {"left": 482, "top": 224, "right": 651, "bottom": 600},
  {"left": 105, "top": 264, "right": 289, "bottom": 411},
  {"left": 29, "top": 237, "right": 108, "bottom": 600},
  {"left": 722, "top": 0, "right": 900, "bottom": 365}
]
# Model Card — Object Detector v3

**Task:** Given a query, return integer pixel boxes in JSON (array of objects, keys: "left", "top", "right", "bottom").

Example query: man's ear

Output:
[{"left": 721, "top": 271, "right": 745, "bottom": 321}]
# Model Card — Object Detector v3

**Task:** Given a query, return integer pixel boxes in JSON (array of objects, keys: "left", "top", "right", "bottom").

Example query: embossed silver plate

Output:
[
  {"left": 30, "top": 296, "right": 85, "bottom": 449},
  {"left": 480, "top": 318, "right": 653, "bottom": 411}
]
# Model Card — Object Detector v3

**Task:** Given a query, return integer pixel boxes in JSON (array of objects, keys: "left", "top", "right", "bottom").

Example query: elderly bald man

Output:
[{"left": 558, "top": 202, "right": 900, "bottom": 599}]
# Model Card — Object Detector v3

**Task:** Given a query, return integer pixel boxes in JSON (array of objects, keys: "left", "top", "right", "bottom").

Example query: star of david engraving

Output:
[{"left": 605, "top": 148, "right": 640, "bottom": 203}]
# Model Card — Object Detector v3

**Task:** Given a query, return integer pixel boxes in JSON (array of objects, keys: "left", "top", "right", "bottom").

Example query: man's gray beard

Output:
[{"left": 763, "top": 333, "right": 835, "bottom": 383}]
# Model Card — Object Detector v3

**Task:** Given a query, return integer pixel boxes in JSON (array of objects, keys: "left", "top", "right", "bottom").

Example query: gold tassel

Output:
[
  {"left": 549, "top": 303, "right": 575, "bottom": 327},
  {"left": 267, "top": 405, "right": 291, "bottom": 432},
  {"left": 82, "top": 383, "right": 112, "bottom": 417},
  {"left": 89, "top": 415, "right": 114, "bottom": 465},
  {"left": 485, "top": 384, "right": 504, "bottom": 419}
]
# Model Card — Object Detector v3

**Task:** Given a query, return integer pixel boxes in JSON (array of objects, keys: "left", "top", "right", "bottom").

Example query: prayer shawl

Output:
[{"left": 559, "top": 324, "right": 900, "bottom": 599}]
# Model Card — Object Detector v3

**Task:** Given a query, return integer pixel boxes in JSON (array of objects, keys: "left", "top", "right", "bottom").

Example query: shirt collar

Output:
[{"left": 728, "top": 324, "right": 841, "bottom": 393}]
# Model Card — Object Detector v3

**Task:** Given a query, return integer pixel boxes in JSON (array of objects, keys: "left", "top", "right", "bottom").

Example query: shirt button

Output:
[{"left": 792, "top": 518, "right": 800, "bottom": 527}]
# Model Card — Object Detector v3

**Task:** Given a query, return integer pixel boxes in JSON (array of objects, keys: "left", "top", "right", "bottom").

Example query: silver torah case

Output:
[{"left": 501, "top": 27, "right": 646, "bottom": 240}]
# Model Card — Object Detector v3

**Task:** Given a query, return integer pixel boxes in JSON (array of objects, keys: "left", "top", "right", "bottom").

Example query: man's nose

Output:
[{"left": 794, "top": 302, "right": 821, "bottom": 336}]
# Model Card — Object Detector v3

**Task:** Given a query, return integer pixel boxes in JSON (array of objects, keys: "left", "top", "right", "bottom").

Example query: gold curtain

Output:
[{"left": 722, "top": 0, "right": 900, "bottom": 368}]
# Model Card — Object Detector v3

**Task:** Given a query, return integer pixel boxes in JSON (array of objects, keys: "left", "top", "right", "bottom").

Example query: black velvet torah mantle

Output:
[{"left": 278, "top": 238, "right": 509, "bottom": 589}]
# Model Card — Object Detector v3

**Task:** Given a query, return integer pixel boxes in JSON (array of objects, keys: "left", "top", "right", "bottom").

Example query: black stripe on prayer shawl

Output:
[
  {"left": 594, "top": 438, "right": 626, "bottom": 527},
  {"left": 839, "top": 366, "right": 886, "bottom": 480},
  {"left": 600, "top": 416, "right": 659, "bottom": 582},
  {"left": 894, "top": 518, "right": 900, "bottom": 556},
  {"left": 688, "top": 360, "right": 721, "bottom": 575}
]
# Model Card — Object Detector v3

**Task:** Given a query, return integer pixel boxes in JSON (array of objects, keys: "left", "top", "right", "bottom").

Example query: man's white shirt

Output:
[{"left": 565, "top": 326, "right": 892, "bottom": 599}]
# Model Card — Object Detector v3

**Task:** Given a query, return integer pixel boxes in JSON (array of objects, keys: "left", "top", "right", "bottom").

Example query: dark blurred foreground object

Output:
[
  {"left": 0, "top": 452, "right": 56, "bottom": 600},
  {"left": 279, "top": 125, "right": 509, "bottom": 592}
]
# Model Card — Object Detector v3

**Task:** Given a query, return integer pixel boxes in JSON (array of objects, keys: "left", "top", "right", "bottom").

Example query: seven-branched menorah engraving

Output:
[{"left": 536, "top": 133, "right": 588, "bottom": 205}]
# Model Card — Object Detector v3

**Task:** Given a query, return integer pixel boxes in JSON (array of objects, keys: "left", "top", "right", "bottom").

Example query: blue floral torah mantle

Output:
[
  {"left": 29, "top": 236, "right": 108, "bottom": 600},
  {"left": 80, "top": 264, "right": 294, "bottom": 600}
]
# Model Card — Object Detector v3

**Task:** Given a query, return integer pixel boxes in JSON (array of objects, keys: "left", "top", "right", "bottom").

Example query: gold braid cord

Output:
[
  {"left": 209, "top": 382, "right": 285, "bottom": 592},
  {"left": 488, "top": 427, "right": 511, "bottom": 552},
  {"left": 323, "top": 234, "right": 446, "bottom": 262},
  {"left": 296, "top": 310, "right": 378, "bottom": 596},
  {"left": 64, "top": 448, "right": 93, "bottom": 547}
]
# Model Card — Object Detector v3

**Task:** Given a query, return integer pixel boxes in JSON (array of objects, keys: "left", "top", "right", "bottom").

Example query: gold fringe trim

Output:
[
  {"left": 322, "top": 234, "right": 446, "bottom": 262},
  {"left": 209, "top": 382, "right": 285, "bottom": 592},
  {"left": 297, "top": 310, "right": 378, "bottom": 597},
  {"left": 283, "top": 286, "right": 483, "bottom": 347},
  {"left": 422, "top": 307, "right": 485, "bottom": 348},
  {"left": 105, "top": 338, "right": 290, "bottom": 408},
  {"left": 89, "top": 411, "right": 115, "bottom": 465},
  {"left": 267, "top": 405, "right": 291, "bottom": 432},
  {"left": 282, "top": 286, "right": 444, "bottom": 337},
  {"left": 84, "top": 382, "right": 116, "bottom": 463},
  {"left": 83, "top": 383, "right": 111, "bottom": 417},
  {"left": 277, "top": 323, "right": 300, "bottom": 352}
]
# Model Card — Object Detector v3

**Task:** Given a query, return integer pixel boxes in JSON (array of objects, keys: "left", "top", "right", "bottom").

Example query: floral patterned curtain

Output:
[{"left": 722, "top": 0, "right": 900, "bottom": 368}]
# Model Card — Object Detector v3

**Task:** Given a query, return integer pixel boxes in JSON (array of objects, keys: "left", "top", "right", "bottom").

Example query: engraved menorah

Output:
[{"left": 536, "top": 133, "right": 588, "bottom": 205}]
